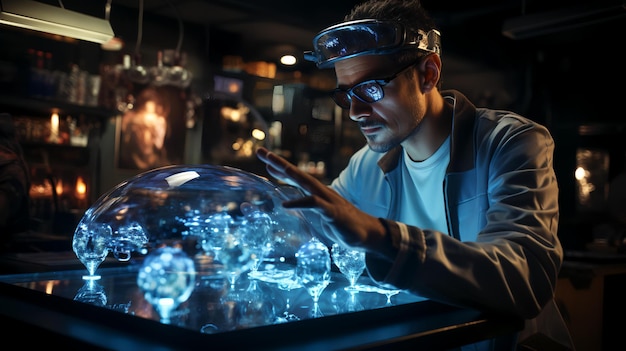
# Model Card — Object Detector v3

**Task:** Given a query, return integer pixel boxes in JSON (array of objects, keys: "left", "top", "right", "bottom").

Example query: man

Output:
[{"left": 256, "top": 0, "right": 573, "bottom": 349}]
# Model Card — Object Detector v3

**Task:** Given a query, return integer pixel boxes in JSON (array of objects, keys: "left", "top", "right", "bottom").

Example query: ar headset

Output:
[{"left": 304, "top": 19, "right": 441, "bottom": 69}]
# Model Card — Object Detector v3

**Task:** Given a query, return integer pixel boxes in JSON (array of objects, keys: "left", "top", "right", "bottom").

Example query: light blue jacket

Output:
[{"left": 328, "top": 90, "right": 572, "bottom": 349}]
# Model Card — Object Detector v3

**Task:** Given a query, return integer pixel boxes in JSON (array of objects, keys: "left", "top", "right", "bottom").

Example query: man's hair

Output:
[
  {"left": 345, "top": 0, "right": 442, "bottom": 85},
  {"left": 345, "top": 0, "right": 437, "bottom": 31}
]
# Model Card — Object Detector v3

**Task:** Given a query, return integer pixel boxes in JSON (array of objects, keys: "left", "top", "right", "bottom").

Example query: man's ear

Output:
[{"left": 418, "top": 53, "right": 441, "bottom": 92}]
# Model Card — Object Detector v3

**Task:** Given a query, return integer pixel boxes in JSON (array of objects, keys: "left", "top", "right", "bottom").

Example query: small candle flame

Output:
[
  {"left": 50, "top": 112, "right": 59, "bottom": 143},
  {"left": 76, "top": 176, "right": 87, "bottom": 199},
  {"left": 55, "top": 178, "right": 63, "bottom": 196}
]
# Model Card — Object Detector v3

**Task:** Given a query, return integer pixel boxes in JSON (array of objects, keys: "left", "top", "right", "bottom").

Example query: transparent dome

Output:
[{"left": 72, "top": 164, "right": 313, "bottom": 277}]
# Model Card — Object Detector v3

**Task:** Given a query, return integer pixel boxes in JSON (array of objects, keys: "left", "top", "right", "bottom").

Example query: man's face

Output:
[{"left": 334, "top": 55, "right": 427, "bottom": 153}]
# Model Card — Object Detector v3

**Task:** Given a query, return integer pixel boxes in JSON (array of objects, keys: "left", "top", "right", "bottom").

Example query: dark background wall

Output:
[{"left": 1, "top": 0, "right": 625, "bottom": 250}]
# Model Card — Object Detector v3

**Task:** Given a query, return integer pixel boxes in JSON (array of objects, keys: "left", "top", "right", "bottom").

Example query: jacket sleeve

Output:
[{"left": 366, "top": 119, "right": 562, "bottom": 319}]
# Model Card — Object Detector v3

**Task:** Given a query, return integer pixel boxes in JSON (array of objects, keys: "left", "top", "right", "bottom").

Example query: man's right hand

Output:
[{"left": 255, "top": 147, "right": 390, "bottom": 255}]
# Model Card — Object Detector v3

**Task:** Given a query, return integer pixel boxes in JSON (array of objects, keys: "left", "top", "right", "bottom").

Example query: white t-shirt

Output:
[{"left": 397, "top": 136, "right": 450, "bottom": 234}]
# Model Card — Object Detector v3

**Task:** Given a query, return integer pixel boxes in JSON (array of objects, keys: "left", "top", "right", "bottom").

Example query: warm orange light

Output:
[
  {"left": 50, "top": 112, "right": 60, "bottom": 143},
  {"left": 55, "top": 178, "right": 63, "bottom": 196},
  {"left": 45, "top": 280, "right": 60, "bottom": 295},
  {"left": 228, "top": 81, "right": 241, "bottom": 94},
  {"left": 76, "top": 176, "right": 87, "bottom": 199}
]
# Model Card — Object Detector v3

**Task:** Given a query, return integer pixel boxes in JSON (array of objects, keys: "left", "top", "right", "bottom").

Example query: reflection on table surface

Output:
[{"left": 0, "top": 258, "right": 425, "bottom": 335}]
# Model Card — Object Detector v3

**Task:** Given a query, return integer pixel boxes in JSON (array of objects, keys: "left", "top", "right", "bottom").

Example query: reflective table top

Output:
[
  {"left": 0, "top": 257, "right": 425, "bottom": 335},
  {"left": 0, "top": 254, "right": 526, "bottom": 351}
]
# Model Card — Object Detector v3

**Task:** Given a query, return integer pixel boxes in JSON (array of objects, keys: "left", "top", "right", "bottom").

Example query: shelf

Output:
[
  {"left": 0, "top": 95, "right": 118, "bottom": 119},
  {"left": 22, "top": 143, "right": 90, "bottom": 167}
]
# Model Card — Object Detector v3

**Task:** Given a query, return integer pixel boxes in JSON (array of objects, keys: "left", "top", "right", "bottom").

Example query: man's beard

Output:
[{"left": 361, "top": 120, "right": 422, "bottom": 153}]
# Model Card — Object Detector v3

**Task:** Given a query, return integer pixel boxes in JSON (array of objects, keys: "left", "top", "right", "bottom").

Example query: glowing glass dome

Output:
[{"left": 72, "top": 164, "right": 312, "bottom": 277}]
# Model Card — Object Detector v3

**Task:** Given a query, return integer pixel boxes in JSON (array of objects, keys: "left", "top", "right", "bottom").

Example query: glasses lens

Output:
[
  {"left": 331, "top": 81, "right": 385, "bottom": 109},
  {"left": 353, "top": 82, "right": 384, "bottom": 103},
  {"left": 331, "top": 90, "right": 351, "bottom": 109}
]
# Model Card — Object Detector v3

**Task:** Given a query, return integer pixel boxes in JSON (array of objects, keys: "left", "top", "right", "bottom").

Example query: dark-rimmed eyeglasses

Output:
[{"left": 331, "top": 60, "right": 420, "bottom": 109}]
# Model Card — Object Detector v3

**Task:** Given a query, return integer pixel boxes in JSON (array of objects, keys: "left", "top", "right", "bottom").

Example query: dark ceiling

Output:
[
  {"left": 111, "top": 0, "right": 361, "bottom": 51},
  {"left": 108, "top": 0, "right": 626, "bottom": 61},
  {"left": 28, "top": 0, "right": 626, "bottom": 74}
]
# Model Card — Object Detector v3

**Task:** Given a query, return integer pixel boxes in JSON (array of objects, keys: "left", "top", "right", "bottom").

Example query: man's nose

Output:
[{"left": 348, "top": 99, "right": 371, "bottom": 122}]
